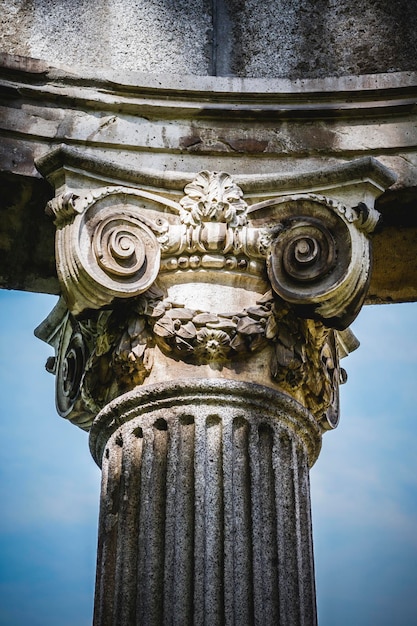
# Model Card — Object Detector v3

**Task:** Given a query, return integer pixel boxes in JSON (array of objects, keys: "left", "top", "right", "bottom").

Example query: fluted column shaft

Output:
[{"left": 90, "top": 380, "right": 320, "bottom": 626}]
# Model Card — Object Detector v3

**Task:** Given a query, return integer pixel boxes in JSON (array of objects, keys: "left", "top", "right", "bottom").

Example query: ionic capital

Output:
[{"left": 37, "top": 164, "right": 385, "bottom": 438}]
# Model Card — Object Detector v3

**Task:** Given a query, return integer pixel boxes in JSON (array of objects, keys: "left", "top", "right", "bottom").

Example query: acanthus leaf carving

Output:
[
  {"left": 38, "top": 285, "right": 353, "bottom": 433},
  {"left": 269, "top": 304, "right": 345, "bottom": 430}
]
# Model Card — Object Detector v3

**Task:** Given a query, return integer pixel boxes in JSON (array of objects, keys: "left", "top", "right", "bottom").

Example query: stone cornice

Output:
[
  {"left": 1, "top": 54, "right": 416, "bottom": 186},
  {"left": 1, "top": 53, "right": 416, "bottom": 118}
]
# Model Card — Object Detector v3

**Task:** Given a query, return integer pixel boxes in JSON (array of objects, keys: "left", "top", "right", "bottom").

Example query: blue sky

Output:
[{"left": 0, "top": 290, "right": 416, "bottom": 625}]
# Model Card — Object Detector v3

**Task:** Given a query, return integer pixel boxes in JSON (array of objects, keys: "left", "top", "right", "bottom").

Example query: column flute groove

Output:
[
  {"left": 163, "top": 415, "right": 195, "bottom": 625},
  {"left": 113, "top": 432, "right": 143, "bottom": 625},
  {"left": 230, "top": 416, "right": 253, "bottom": 626}
]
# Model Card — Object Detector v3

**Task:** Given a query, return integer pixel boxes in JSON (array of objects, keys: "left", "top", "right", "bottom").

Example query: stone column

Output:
[
  {"left": 37, "top": 167, "right": 381, "bottom": 625},
  {"left": 89, "top": 380, "right": 320, "bottom": 626}
]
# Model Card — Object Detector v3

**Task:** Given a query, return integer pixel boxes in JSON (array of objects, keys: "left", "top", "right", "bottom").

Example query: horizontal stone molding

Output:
[
  {"left": 1, "top": 53, "right": 416, "bottom": 109},
  {"left": 36, "top": 146, "right": 396, "bottom": 200},
  {"left": 89, "top": 379, "right": 322, "bottom": 469}
]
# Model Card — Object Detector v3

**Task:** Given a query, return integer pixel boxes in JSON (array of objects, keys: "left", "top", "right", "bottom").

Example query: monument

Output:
[{"left": 1, "top": 1, "right": 416, "bottom": 624}]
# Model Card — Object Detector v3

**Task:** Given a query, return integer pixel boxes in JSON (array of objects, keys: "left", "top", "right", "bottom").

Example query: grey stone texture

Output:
[
  {"left": 0, "top": 0, "right": 213, "bottom": 75},
  {"left": 1, "top": 0, "right": 416, "bottom": 78},
  {"left": 1, "top": 56, "right": 416, "bottom": 303},
  {"left": 90, "top": 380, "right": 320, "bottom": 625},
  {"left": 223, "top": 0, "right": 417, "bottom": 78}
]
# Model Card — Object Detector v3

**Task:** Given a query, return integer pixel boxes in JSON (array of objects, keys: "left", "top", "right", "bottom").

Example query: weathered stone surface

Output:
[
  {"left": 0, "top": 0, "right": 213, "bottom": 75},
  {"left": 1, "top": 56, "right": 416, "bottom": 302},
  {"left": 36, "top": 167, "right": 383, "bottom": 432},
  {"left": 1, "top": 0, "right": 416, "bottom": 78},
  {"left": 223, "top": 0, "right": 417, "bottom": 78},
  {"left": 35, "top": 158, "right": 360, "bottom": 620},
  {"left": 90, "top": 380, "right": 319, "bottom": 626},
  {"left": 34, "top": 160, "right": 384, "bottom": 623}
]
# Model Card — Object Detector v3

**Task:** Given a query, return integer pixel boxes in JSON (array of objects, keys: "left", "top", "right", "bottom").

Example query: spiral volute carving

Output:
[
  {"left": 94, "top": 215, "right": 149, "bottom": 278},
  {"left": 267, "top": 195, "right": 373, "bottom": 329},
  {"left": 56, "top": 189, "right": 162, "bottom": 314},
  {"left": 280, "top": 218, "right": 336, "bottom": 284},
  {"left": 56, "top": 329, "right": 85, "bottom": 418}
]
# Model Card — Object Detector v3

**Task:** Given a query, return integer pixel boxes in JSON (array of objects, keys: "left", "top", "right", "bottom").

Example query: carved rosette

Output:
[{"left": 39, "top": 170, "right": 381, "bottom": 433}]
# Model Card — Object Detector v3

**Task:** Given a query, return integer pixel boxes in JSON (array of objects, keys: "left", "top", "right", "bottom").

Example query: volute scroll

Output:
[
  {"left": 50, "top": 187, "right": 174, "bottom": 315},
  {"left": 264, "top": 194, "right": 380, "bottom": 329}
]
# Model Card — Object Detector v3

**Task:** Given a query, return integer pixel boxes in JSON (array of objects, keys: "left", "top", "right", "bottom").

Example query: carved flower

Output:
[{"left": 195, "top": 328, "right": 231, "bottom": 361}]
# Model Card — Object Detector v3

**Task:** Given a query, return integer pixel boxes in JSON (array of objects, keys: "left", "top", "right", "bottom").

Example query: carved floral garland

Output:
[
  {"left": 150, "top": 290, "right": 272, "bottom": 361},
  {"left": 69, "top": 284, "right": 340, "bottom": 430}
]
